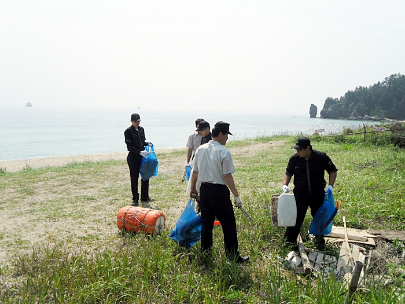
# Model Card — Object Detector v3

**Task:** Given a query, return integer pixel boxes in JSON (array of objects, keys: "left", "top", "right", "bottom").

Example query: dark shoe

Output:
[
  {"left": 146, "top": 196, "right": 154, "bottom": 202},
  {"left": 314, "top": 235, "right": 326, "bottom": 251},
  {"left": 236, "top": 256, "right": 250, "bottom": 264},
  {"left": 141, "top": 201, "right": 159, "bottom": 210},
  {"left": 132, "top": 200, "right": 139, "bottom": 206}
]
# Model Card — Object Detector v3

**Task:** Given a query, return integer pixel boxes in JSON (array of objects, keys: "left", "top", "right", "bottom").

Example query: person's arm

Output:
[
  {"left": 224, "top": 173, "right": 239, "bottom": 197},
  {"left": 190, "top": 170, "right": 199, "bottom": 198},
  {"left": 328, "top": 171, "right": 337, "bottom": 186},
  {"left": 282, "top": 174, "right": 291, "bottom": 186},
  {"left": 187, "top": 148, "right": 192, "bottom": 164}
]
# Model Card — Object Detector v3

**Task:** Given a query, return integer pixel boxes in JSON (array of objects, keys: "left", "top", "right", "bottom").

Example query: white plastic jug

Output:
[{"left": 270, "top": 193, "right": 297, "bottom": 227}]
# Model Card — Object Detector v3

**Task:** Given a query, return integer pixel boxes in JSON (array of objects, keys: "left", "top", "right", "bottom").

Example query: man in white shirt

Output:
[{"left": 190, "top": 121, "right": 249, "bottom": 264}]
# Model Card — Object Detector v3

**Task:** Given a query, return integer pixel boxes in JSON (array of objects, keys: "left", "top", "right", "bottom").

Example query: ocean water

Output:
[{"left": 0, "top": 107, "right": 374, "bottom": 161}]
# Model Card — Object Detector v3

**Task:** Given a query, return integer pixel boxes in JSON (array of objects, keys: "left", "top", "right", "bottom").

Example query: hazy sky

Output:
[{"left": 1, "top": 1, "right": 404, "bottom": 115}]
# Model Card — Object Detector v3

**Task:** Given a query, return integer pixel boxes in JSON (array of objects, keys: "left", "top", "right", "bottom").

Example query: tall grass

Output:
[{"left": 1, "top": 133, "right": 404, "bottom": 303}]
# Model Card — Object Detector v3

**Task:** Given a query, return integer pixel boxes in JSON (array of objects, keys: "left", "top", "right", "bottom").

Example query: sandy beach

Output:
[{"left": 0, "top": 147, "right": 184, "bottom": 173}]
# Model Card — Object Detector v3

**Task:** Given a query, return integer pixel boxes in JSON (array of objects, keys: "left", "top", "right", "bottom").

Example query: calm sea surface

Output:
[{"left": 0, "top": 107, "right": 374, "bottom": 161}]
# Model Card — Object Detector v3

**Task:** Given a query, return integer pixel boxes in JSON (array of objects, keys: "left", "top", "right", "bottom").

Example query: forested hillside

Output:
[{"left": 320, "top": 74, "right": 405, "bottom": 120}]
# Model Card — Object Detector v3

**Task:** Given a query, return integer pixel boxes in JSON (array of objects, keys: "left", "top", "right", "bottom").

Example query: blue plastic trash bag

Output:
[
  {"left": 185, "top": 165, "right": 192, "bottom": 180},
  {"left": 309, "top": 187, "right": 337, "bottom": 236},
  {"left": 139, "top": 144, "right": 158, "bottom": 181},
  {"left": 169, "top": 199, "right": 202, "bottom": 248}
]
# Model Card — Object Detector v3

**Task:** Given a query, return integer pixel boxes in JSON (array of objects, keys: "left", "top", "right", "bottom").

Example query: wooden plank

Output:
[
  {"left": 358, "top": 252, "right": 366, "bottom": 285},
  {"left": 332, "top": 226, "right": 377, "bottom": 238},
  {"left": 297, "top": 235, "right": 311, "bottom": 275},
  {"left": 343, "top": 216, "right": 355, "bottom": 272},
  {"left": 367, "top": 229, "right": 405, "bottom": 241},
  {"left": 336, "top": 241, "right": 349, "bottom": 277},
  {"left": 352, "top": 245, "right": 360, "bottom": 262},
  {"left": 328, "top": 232, "right": 368, "bottom": 242}
]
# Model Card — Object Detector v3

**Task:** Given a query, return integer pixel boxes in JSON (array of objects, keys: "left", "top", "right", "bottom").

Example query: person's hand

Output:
[
  {"left": 234, "top": 197, "right": 242, "bottom": 208},
  {"left": 327, "top": 185, "right": 333, "bottom": 193},
  {"left": 185, "top": 163, "right": 189, "bottom": 168},
  {"left": 282, "top": 185, "right": 290, "bottom": 193},
  {"left": 140, "top": 151, "right": 148, "bottom": 158},
  {"left": 148, "top": 142, "right": 153, "bottom": 147},
  {"left": 190, "top": 189, "right": 198, "bottom": 200}
]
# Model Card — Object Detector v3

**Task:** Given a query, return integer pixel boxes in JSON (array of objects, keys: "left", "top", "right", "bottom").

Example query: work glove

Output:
[
  {"left": 140, "top": 151, "right": 148, "bottom": 158},
  {"left": 282, "top": 185, "right": 290, "bottom": 193},
  {"left": 327, "top": 185, "right": 333, "bottom": 193},
  {"left": 148, "top": 142, "right": 153, "bottom": 147},
  {"left": 234, "top": 197, "right": 242, "bottom": 208}
]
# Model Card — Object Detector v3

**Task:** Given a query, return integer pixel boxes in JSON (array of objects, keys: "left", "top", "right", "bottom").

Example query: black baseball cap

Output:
[
  {"left": 131, "top": 113, "right": 141, "bottom": 122},
  {"left": 292, "top": 137, "right": 311, "bottom": 149},
  {"left": 214, "top": 121, "right": 232, "bottom": 135},
  {"left": 196, "top": 121, "right": 210, "bottom": 131}
]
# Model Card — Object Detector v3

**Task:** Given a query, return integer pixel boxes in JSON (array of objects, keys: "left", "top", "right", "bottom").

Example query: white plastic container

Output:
[{"left": 270, "top": 193, "right": 297, "bottom": 227}]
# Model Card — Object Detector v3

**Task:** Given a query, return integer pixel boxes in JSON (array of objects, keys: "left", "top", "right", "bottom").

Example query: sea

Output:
[{"left": 0, "top": 107, "right": 375, "bottom": 162}]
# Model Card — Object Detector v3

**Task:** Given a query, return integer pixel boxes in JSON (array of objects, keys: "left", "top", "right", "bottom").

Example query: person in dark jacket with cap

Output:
[
  {"left": 281, "top": 137, "right": 338, "bottom": 250},
  {"left": 124, "top": 113, "right": 157, "bottom": 209},
  {"left": 190, "top": 121, "right": 249, "bottom": 264},
  {"left": 196, "top": 120, "right": 212, "bottom": 145}
]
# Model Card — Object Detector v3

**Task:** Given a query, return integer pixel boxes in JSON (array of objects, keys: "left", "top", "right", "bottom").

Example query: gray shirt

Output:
[{"left": 186, "top": 131, "right": 203, "bottom": 154}]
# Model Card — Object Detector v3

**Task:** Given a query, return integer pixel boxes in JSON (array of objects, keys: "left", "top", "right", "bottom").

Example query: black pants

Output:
[
  {"left": 199, "top": 183, "right": 239, "bottom": 259},
  {"left": 127, "top": 152, "right": 149, "bottom": 201},
  {"left": 284, "top": 190, "right": 325, "bottom": 244}
]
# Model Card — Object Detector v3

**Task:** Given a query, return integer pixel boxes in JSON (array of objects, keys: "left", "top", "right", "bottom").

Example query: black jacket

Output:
[
  {"left": 285, "top": 150, "right": 338, "bottom": 194},
  {"left": 124, "top": 125, "right": 149, "bottom": 154}
]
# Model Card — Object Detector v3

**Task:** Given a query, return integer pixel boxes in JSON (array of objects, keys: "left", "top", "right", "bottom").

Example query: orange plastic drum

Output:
[{"left": 117, "top": 206, "right": 166, "bottom": 235}]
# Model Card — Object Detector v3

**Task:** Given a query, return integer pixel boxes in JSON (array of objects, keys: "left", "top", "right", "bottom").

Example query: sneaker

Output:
[
  {"left": 236, "top": 256, "right": 250, "bottom": 264},
  {"left": 141, "top": 201, "right": 159, "bottom": 210},
  {"left": 132, "top": 200, "right": 139, "bottom": 206}
]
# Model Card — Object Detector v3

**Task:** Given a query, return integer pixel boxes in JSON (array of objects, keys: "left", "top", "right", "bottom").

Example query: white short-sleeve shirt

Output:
[
  {"left": 193, "top": 140, "right": 235, "bottom": 185},
  {"left": 186, "top": 132, "right": 203, "bottom": 153}
]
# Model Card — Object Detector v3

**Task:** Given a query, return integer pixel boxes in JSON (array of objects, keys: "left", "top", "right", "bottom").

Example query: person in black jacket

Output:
[
  {"left": 196, "top": 120, "right": 212, "bottom": 145},
  {"left": 281, "top": 137, "right": 338, "bottom": 250},
  {"left": 124, "top": 113, "right": 156, "bottom": 209}
]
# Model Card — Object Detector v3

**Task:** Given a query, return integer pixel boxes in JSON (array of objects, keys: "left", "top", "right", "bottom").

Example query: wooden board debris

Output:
[
  {"left": 325, "top": 226, "right": 376, "bottom": 246},
  {"left": 367, "top": 229, "right": 405, "bottom": 241},
  {"left": 336, "top": 238, "right": 350, "bottom": 277},
  {"left": 297, "top": 235, "right": 311, "bottom": 275}
]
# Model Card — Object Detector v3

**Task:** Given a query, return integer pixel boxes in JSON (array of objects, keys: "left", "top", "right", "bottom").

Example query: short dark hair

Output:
[
  {"left": 195, "top": 118, "right": 205, "bottom": 126},
  {"left": 212, "top": 121, "right": 232, "bottom": 137}
]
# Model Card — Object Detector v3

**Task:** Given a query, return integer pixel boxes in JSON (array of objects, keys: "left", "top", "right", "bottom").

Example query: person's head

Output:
[
  {"left": 131, "top": 113, "right": 141, "bottom": 128},
  {"left": 292, "top": 137, "right": 312, "bottom": 158},
  {"left": 212, "top": 121, "right": 232, "bottom": 145},
  {"left": 195, "top": 118, "right": 205, "bottom": 128},
  {"left": 196, "top": 121, "right": 210, "bottom": 137}
]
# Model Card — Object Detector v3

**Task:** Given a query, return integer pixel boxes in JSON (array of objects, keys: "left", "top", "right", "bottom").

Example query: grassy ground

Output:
[{"left": 0, "top": 134, "right": 404, "bottom": 303}]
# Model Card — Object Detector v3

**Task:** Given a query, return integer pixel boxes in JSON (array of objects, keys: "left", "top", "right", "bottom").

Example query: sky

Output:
[{"left": 1, "top": 1, "right": 405, "bottom": 116}]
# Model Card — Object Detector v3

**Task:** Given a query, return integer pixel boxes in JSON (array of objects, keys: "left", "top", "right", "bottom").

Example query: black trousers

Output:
[
  {"left": 127, "top": 152, "right": 149, "bottom": 201},
  {"left": 284, "top": 190, "right": 325, "bottom": 244},
  {"left": 199, "top": 183, "right": 239, "bottom": 259}
]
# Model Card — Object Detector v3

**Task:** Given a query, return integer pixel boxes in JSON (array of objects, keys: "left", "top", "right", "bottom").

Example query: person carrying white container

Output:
[{"left": 281, "top": 137, "right": 338, "bottom": 250}]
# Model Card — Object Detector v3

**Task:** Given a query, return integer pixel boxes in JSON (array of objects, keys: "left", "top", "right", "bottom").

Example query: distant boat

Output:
[{"left": 26, "top": 102, "right": 32, "bottom": 107}]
